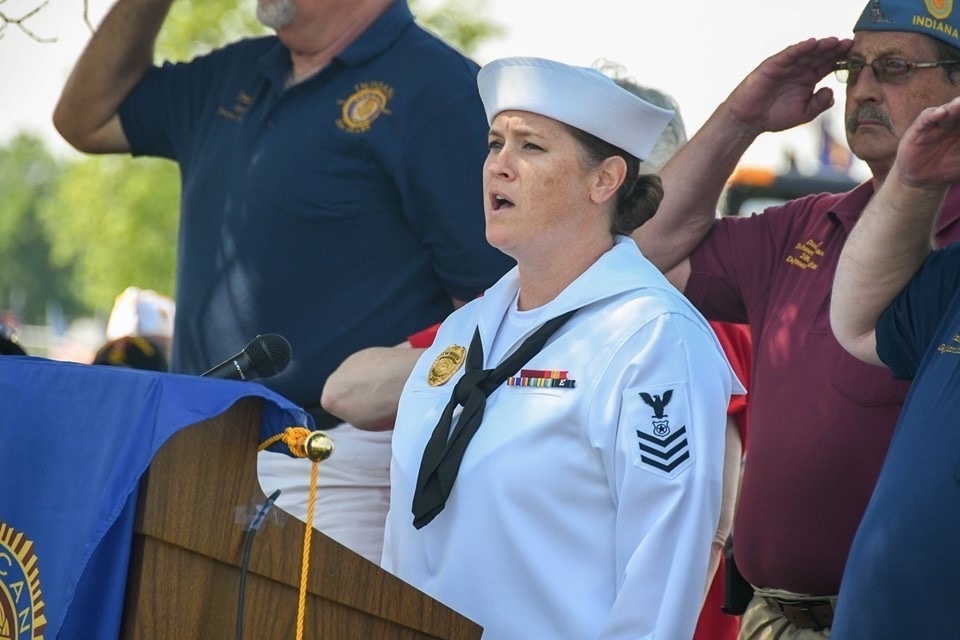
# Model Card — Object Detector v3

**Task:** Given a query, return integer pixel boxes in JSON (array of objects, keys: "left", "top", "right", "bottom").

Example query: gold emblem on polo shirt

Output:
[
  {"left": 428, "top": 345, "right": 466, "bottom": 386},
  {"left": 337, "top": 82, "right": 394, "bottom": 133}
]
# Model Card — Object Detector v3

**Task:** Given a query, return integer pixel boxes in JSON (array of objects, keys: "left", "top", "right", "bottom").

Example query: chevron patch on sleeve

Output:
[{"left": 623, "top": 383, "right": 694, "bottom": 478}]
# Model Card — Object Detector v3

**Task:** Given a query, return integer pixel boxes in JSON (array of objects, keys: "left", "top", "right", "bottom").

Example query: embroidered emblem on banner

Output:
[
  {"left": 628, "top": 385, "right": 693, "bottom": 477},
  {"left": 428, "top": 345, "right": 466, "bottom": 387},
  {"left": 506, "top": 368, "right": 576, "bottom": 388},
  {"left": 337, "top": 82, "right": 394, "bottom": 132},
  {"left": 0, "top": 520, "right": 47, "bottom": 639}
]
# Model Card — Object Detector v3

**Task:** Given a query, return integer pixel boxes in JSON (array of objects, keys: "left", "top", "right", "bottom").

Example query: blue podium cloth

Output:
[{"left": 0, "top": 356, "right": 311, "bottom": 640}]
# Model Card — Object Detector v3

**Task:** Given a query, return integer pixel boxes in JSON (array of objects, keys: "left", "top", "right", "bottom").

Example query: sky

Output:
[{"left": 0, "top": 0, "right": 870, "bottom": 179}]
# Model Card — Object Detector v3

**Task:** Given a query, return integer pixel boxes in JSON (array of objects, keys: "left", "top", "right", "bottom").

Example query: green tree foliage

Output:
[
  {"left": 414, "top": 0, "right": 504, "bottom": 56},
  {"left": 156, "top": 0, "right": 500, "bottom": 65},
  {"left": 157, "top": 0, "right": 268, "bottom": 62},
  {"left": 30, "top": 0, "right": 502, "bottom": 321},
  {"left": 39, "top": 154, "right": 179, "bottom": 313},
  {"left": 0, "top": 134, "right": 81, "bottom": 324},
  {"left": 36, "top": 0, "right": 268, "bottom": 320}
]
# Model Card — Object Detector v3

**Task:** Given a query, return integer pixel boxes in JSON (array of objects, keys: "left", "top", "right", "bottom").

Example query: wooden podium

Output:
[{"left": 120, "top": 397, "right": 482, "bottom": 639}]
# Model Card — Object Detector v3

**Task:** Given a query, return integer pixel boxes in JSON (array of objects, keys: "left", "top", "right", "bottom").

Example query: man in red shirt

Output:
[{"left": 632, "top": 2, "right": 960, "bottom": 636}]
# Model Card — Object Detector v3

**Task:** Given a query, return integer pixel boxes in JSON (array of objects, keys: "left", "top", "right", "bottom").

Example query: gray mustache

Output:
[{"left": 846, "top": 106, "right": 893, "bottom": 134}]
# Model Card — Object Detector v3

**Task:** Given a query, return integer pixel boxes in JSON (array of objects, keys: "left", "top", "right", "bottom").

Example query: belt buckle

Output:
[{"left": 765, "top": 597, "right": 835, "bottom": 631}]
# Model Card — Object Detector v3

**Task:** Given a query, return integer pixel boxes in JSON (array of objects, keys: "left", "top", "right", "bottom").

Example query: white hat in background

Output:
[
  {"left": 105, "top": 287, "right": 175, "bottom": 341},
  {"left": 477, "top": 56, "right": 675, "bottom": 161}
]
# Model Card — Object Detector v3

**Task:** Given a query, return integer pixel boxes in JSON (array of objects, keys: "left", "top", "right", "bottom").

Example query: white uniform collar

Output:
[{"left": 475, "top": 236, "right": 675, "bottom": 352}]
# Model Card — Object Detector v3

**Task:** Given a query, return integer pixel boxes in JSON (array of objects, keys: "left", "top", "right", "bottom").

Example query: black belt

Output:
[
  {"left": 302, "top": 404, "right": 344, "bottom": 431},
  {"left": 762, "top": 596, "right": 835, "bottom": 631}
]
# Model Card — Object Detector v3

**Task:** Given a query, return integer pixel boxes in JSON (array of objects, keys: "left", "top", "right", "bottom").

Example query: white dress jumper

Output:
[{"left": 383, "top": 237, "right": 744, "bottom": 640}]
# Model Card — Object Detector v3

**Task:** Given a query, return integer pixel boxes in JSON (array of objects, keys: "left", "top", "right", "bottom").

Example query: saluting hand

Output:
[
  {"left": 894, "top": 96, "right": 960, "bottom": 190},
  {"left": 723, "top": 37, "right": 853, "bottom": 136}
]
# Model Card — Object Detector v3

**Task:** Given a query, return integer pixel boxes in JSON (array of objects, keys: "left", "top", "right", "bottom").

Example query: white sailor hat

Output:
[{"left": 477, "top": 56, "right": 675, "bottom": 161}]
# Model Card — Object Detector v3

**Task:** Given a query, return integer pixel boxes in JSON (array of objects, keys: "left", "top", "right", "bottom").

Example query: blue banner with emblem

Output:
[{"left": 0, "top": 356, "right": 310, "bottom": 640}]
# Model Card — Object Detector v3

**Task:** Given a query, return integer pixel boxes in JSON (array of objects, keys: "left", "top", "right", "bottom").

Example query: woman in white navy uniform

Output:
[{"left": 381, "top": 57, "right": 744, "bottom": 640}]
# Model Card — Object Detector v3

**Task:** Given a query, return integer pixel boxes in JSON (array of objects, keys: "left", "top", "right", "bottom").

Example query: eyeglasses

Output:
[{"left": 833, "top": 56, "right": 958, "bottom": 85}]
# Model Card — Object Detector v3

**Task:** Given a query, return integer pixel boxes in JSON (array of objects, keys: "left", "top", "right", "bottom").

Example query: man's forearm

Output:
[
  {"left": 633, "top": 37, "right": 849, "bottom": 275},
  {"left": 321, "top": 346, "right": 424, "bottom": 431},
  {"left": 633, "top": 104, "right": 759, "bottom": 273},
  {"left": 831, "top": 173, "right": 943, "bottom": 364},
  {"left": 53, "top": 0, "right": 175, "bottom": 153}
]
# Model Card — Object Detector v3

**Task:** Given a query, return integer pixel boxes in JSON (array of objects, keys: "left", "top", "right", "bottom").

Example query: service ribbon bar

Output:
[{"left": 507, "top": 369, "right": 576, "bottom": 388}]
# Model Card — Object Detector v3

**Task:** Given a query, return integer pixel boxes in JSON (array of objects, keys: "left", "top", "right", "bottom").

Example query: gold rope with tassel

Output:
[{"left": 258, "top": 426, "right": 334, "bottom": 639}]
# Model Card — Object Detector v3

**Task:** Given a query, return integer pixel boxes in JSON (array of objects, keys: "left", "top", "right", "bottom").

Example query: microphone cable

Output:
[{"left": 236, "top": 489, "right": 281, "bottom": 640}]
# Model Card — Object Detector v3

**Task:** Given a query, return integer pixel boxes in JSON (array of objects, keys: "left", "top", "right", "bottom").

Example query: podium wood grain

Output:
[{"left": 120, "top": 396, "right": 482, "bottom": 639}]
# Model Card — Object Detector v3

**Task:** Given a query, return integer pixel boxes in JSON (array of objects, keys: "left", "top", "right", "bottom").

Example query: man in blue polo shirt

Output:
[
  {"left": 53, "top": 0, "right": 513, "bottom": 562},
  {"left": 831, "top": 90, "right": 960, "bottom": 640}
]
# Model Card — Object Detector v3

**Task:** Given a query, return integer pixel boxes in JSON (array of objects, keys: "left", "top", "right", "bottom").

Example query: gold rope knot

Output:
[{"left": 258, "top": 426, "right": 334, "bottom": 461}]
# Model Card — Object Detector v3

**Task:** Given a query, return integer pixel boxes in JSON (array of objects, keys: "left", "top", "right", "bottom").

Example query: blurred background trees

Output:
[
  {"left": 0, "top": 134, "right": 75, "bottom": 325},
  {"left": 1, "top": 0, "right": 501, "bottom": 339}
]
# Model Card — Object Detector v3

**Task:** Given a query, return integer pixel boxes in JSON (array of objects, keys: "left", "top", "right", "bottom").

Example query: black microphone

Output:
[{"left": 202, "top": 334, "right": 292, "bottom": 381}]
